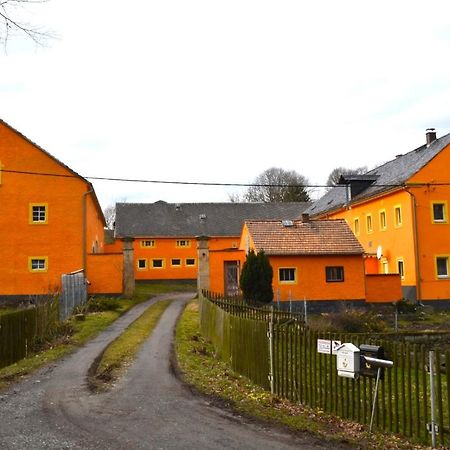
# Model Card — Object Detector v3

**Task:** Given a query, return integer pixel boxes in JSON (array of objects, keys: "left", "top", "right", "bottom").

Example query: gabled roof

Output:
[
  {"left": 245, "top": 219, "right": 364, "bottom": 256},
  {"left": 307, "top": 131, "right": 450, "bottom": 217},
  {"left": 0, "top": 119, "right": 106, "bottom": 226},
  {"left": 114, "top": 201, "right": 309, "bottom": 238}
]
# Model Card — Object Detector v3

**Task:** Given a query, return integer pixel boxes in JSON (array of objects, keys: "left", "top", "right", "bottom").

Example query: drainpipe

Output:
[
  {"left": 82, "top": 185, "right": 94, "bottom": 278},
  {"left": 404, "top": 187, "right": 421, "bottom": 302}
]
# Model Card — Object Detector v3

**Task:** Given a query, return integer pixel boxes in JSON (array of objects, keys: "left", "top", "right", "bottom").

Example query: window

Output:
[
  {"left": 171, "top": 258, "right": 181, "bottom": 267},
  {"left": 382, "top": 259, "right": 389, "bottom": 274},
  {"left": 354, "top": 218, "right": 360, "bottom": 236},
  {"left": 366, "top": 214, "right": 373, "bottom": 233},
  {"left": 432, "top": 202, "right": 447, "bottom": 223},
  {"left": 151, "top": 259, "right": 164, "bottom": 269},
  {"left": 325, "top": 266, "right": 344, "bottom": 282},
  {"left": 397, "top": 259, "right": 405, "bottom": 280},
  {"left": 141, "top": 240, "right": 155, "bottom": 248},
  {"left": 29, "top": 203, "right": 48, "bottom": 224},
  {"left": 436, "top": 256, "right": 449, "bottom": 278},
  {"left": 137, "top": 259, "right": 147, "bottom": 270},
  {"left": 379, "top": 210, "right": 387, "bottom": 230},
  {"left": 279, "top": 268, "right": 296, "bottom": 283},
  {"left": 394, "top": 205, "right": 402, "bottom": 227},
  {"left": 185, "top": 258, "right": 196, "bottom": 266},
  {"left": 176, "top": 239, "right": 191, "bottom": 248},
  {"left": 29, "top": 257, "right": 48, "bottom": 272}
]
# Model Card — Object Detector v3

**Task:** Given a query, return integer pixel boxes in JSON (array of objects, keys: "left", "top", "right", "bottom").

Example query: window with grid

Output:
[
  {"left": 176, "top": 239, "right": 191, "bottom": 248},
  {"left": 325, "top": 266, "right": 344, "bottom": 282},
  {"left": 29, "top": 257, "right": 47, "bottom": 272},
  {"left": 30, "top": 204, "right": 47, "bottom": 223},
  {"left": 141, "top": 240, "right": 155, "bottom": 248},
  {"left": 279, "top": 268, "right": 296, "bottom": 283}
]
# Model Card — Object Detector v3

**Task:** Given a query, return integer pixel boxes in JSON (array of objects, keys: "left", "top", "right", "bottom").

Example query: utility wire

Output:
[{"left": 3, "top": 168, "right": 450, "bottom": 188}]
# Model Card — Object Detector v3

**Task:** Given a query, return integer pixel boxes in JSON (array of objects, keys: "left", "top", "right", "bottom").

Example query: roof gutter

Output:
[
  {"left": 404, "top": 186, "right": 422, "bottom": 302},
  {"left": 82, "top": 185, "right": 94, "bottom": 277}
]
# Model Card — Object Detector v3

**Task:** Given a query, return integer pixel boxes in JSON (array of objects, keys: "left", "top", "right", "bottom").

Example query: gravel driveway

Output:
[{"left": 0, "top": 293, "right": 354, "bottom": 449}]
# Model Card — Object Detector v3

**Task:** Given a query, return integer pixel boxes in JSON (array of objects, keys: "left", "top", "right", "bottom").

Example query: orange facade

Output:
[
  {"left": 0, "top": 120, "right": 120, "bottom": 297},
  {"left": 133, "top": 236, "right": 239, "bottom": 281},
  {"left": 323, "top": 164, "right": 450, "bottom": 302}
]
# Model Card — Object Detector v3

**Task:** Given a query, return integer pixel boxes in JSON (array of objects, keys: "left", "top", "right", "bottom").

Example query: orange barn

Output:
[
  {"left": 0, "top": 119, "right": 122, "bottom": 299},
  {"left": 114, "top": 201, "right": 309, "bottom": 284},
  {"left": 308, "top": 128, "right": 450, "bottom": 306}
]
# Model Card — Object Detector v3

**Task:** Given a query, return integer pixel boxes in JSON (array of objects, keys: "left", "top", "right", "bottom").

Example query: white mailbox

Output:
[{"left": 336, "top": 343, "right": 360, "bottom": 379}]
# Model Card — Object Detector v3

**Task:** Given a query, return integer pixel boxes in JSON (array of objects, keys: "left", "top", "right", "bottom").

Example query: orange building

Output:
[
  {"left": 0, "top": 119, "right": 123, "bottom": 299},
  {"left": 114, "top": 201, "right": 309, "bottom": 284},
  {"left": 203, "top": 216, "right": 401, "bottom": 306},
  {"left": 308, "top": 128, "right": 450, "bottom": 305}
]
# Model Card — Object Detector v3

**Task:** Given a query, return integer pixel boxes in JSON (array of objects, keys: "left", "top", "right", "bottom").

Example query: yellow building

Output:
[{"left": 308, "top": 128, "right": 450, "bottom": 305}]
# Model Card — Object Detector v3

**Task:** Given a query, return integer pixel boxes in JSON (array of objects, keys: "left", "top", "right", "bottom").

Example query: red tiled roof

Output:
[{"left": 245, "top": 219, "right": 364, "bottom": 255}]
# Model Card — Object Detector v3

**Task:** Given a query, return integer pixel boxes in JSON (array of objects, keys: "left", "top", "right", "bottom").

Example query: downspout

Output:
[
  {"left": 82, "top": 184, "right": 94, "bottom": 277},
  {"left": 404, "top": 187, "right": 421, "bottom": 302}
]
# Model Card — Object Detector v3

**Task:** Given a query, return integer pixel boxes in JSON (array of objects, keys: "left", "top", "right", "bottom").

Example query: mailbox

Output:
[
  {"left": 336, "top": 343, "right": 360, "bottom": 379},
  {"left": 360, "top": 344, "right": 385, "bottom": 379}
]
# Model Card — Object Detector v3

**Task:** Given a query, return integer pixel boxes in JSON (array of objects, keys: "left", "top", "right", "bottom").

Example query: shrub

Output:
[
  {"left": 86, "top": 297, "right": 121, "bottom": 313},
  {"left": 239, "top": 250, "right": 273, "bottom": 303}
]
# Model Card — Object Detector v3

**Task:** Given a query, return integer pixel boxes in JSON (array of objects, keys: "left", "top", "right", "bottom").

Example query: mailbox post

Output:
[{"left": 336, "top": 343, "right": 394, "bottom": 433}]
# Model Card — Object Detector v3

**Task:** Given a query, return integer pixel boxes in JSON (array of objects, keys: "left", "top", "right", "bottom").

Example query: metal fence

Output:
[
  {"left": 200, "top": 292, "right": 450, "bottom": 447},
  {"left": 60, "top": 270, "right": 88, "bottom": 320}
]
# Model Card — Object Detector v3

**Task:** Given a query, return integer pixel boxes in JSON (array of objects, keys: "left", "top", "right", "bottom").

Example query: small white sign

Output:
[{"left": 317, "top": 339, "right": 341, "bottom": 355}]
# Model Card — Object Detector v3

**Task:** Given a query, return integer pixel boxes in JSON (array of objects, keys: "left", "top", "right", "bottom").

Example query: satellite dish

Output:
[{"left": 376, "top": 245, "right": 383, "bottom": 260}]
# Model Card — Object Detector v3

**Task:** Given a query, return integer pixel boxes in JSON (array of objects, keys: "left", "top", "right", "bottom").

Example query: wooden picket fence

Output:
[
  {"left": 0, "top": 297, "right": 59, "bottom": 369},
  {"left": 200, "top": 292, "right": 450, "bottom": 447}
]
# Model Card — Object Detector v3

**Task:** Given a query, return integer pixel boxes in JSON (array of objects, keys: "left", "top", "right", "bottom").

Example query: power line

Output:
[{"left": 3, "top": 168, "right": 450, "bottom": 188}]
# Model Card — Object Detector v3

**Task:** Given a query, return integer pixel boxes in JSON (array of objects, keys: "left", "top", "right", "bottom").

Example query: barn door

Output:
[{"left": 224, "top": 261, "right": 240, "bottom": 296}]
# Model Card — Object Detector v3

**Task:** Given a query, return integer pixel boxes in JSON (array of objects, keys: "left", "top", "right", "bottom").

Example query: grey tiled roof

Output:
[
  {"left": 307, "top": 132, "right": 450, "bottom": 217},
  {"left": 115, "top": 201, "right": 309, "bottom": 238}
]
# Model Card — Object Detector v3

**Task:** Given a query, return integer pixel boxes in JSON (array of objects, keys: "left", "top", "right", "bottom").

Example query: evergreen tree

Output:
[{"left": 240, "top": 250, "right": 273, "bottom": 303}]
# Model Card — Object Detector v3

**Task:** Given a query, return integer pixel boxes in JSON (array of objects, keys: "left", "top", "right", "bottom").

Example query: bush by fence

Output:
[
  {"left": 0, "top": 297, "right": 59, "bottom": 369},
  {"left": 200, "top": 292, "right": 450, "bottom": 447}
]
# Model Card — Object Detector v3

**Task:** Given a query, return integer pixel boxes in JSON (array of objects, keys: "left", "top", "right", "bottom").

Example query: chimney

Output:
[
  {"left": 301, "top": 213, "right": 310, "bottom": 223},
  {"left": 426, "top": 128, "right": 437, "bottom": 146}
]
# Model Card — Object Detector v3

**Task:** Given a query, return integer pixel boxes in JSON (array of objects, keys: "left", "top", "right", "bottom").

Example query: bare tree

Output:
[
  {"left": 0, "top": 0, "right": 53, "bottom": 48},
  {"left": 103, "top": 204, "right": 116, "bottom": 230},
  {"left": 326, "top": 166, "right": 368, "bottom": 190},
  {"left": 242, "top": 167, "right": 310, "bottom": 203}
]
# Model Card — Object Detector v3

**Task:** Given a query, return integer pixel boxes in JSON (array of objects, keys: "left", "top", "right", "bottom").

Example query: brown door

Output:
[{"left": 224, "top": 261, "right": 240, "bottom": 296}]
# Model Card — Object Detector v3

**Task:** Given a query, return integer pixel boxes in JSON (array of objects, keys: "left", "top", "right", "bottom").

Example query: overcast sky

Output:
[{"left": 2, "top": 1, "right": 450, "bottom": 209}]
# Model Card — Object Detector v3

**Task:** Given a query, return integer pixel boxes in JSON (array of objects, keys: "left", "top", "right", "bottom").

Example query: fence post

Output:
[
  {"left": 268, "top": 305, "right": 274, "bottom": 394},
  {"left": 429, "top": 350, "right": 437, "bottom": 448}
]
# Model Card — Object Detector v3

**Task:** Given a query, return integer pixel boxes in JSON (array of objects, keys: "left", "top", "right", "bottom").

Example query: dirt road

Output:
[{"left": 0, "top": 293, "right": 353, "bottom": 449}]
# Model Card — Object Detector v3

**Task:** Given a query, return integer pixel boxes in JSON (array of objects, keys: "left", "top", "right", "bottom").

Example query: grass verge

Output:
[
  {"left": 0, "top": 282, "right": 195, "bottom": 392},
  {"left": 175, "top": 300, "right": 435, "bottom": 450},
  {"left": 89, "top": 299, "right": 172, "bottom": 390}
]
